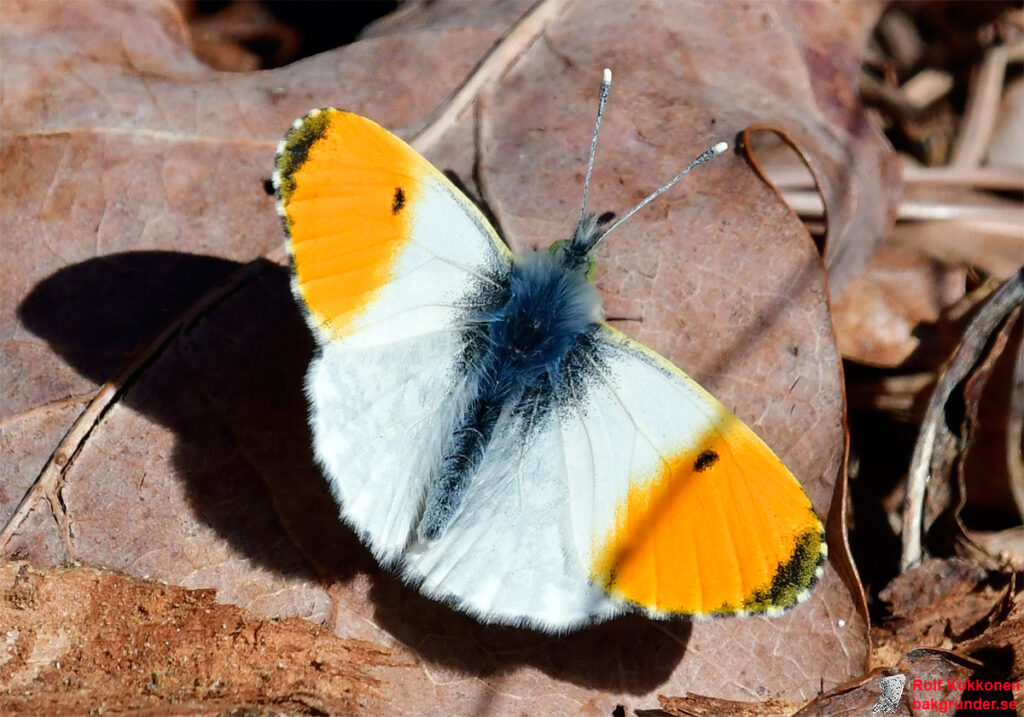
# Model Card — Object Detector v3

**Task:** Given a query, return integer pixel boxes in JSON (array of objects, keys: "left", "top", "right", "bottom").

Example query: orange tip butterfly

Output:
[{"left": 272, "top": 68, "right": 826, "bottom": 633}]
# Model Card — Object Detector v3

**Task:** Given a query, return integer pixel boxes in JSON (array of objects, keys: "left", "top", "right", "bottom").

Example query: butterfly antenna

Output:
[
  {"left": 593, "top": 140, "right": 730, "bottom": 248},
  {"left": 575, "top": 68, "right": 612, "bottom": 235}
]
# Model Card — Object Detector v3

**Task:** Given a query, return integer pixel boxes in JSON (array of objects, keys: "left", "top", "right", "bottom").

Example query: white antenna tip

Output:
[
  {"left": 712, "top": 141, "right": 729, "bottom": 154},
  {"left": 602, "top": 68, "right": 612, "bottom": 84}
]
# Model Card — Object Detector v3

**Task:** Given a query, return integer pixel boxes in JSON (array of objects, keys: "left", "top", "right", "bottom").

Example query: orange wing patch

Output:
[
  {"left": 591, "top": 412, "right": 825, "bottom": 616},
  {"left": 275, "top": 110, "right": 420, "bottom": 337}
]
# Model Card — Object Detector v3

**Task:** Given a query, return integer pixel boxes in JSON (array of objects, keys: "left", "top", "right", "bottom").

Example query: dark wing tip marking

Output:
[
  {"left": 738, "top": 524, "right": 826, "bottom": 613},
  {"left": 275, "top": 109, "right": 335, "bottom": 206}
]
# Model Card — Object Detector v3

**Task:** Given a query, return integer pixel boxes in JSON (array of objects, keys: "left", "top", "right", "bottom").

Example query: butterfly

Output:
[{"left": 272, "top": 69, "right": 825, "bottom": 633}]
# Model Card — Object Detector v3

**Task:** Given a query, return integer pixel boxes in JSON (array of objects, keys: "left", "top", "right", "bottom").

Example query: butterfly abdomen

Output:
[{"left": 417, "top": 250, "right": 602, "bottom": 540}]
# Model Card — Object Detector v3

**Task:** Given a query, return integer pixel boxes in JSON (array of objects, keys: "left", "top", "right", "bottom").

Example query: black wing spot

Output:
[
  {"left": 392, "top": 186, "right": 406, "bottom": 214},
  {"left": 694, "top": 449, "right": 719, "bottom": 472}
]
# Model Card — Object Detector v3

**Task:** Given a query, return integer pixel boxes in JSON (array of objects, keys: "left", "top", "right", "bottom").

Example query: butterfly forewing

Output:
[{"left": 273, "top": 110, "right": 512, "bottom": 560}]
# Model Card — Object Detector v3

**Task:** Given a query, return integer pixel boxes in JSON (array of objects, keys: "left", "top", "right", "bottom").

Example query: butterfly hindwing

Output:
[
  {"left": 392, "top": 324, "right": 825, "bottom": 629},
  {"left": 273, "top": 110, "right": 513, "bottom": 560},
  {"left": 561, "top": 325, "right": 826, "bottom": 617},
  {"left": 400, "top": 387, "right": 621, "bottom": 630}
]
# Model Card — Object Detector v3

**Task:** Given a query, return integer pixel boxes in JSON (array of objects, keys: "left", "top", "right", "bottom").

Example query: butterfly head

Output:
[{"left": 548, "top": 212, "right": 608, "bottom": 279}]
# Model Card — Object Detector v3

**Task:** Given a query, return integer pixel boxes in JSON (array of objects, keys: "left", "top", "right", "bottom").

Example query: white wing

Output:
[
  {"left": 276, "top": 110, "right": 513, "bottom": 560},
  {"left": 398, "top": 325, "right": 825, "bottom": 628},
  {"left": 399, "top": 387, "right": 623, "bottom": 631}
]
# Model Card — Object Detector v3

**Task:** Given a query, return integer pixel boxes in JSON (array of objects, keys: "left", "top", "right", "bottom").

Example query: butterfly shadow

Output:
[
  {"left": 16, "top": 251, "right": 363, "bottom": 586},
  {"left": 18, "top": 251, "right": 688, "bottom": 693}
]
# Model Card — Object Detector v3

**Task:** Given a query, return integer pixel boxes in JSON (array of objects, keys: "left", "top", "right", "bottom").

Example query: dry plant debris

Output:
[
  {"left": 0, "top": 561, "right": 399, "bottom": 716},
  {"left": 0, "top": 1, "right": 1021, "bottom": 715}
]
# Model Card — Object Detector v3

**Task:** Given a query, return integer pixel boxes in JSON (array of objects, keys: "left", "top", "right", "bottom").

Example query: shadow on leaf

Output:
[{"left": 18, "top": 250, "right": 688, "bottom": 692}]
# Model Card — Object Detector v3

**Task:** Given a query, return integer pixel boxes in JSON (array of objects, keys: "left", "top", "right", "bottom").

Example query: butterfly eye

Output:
[
  {"left": 548, "top": 239, "right": 567, "bottom": 255},
  {"left": 548, "top": 238, "right": 597, "bottom": 279}
]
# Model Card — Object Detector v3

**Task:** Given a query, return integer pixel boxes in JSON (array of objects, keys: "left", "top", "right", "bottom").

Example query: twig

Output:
[
  {"left": 901, "top": 269, "right": 1024, "bottom": 571},
  {"left": 408, "top": 0, "right": 570, "bottom": 152},
  {"left": 950, "top": 42, "right": 1024, "bottom": 168},
  {"left": 1008, "top": 326, "right": 1024, "bottom": 523}
]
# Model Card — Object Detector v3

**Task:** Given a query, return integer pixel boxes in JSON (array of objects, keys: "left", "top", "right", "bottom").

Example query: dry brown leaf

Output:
[
  {"left": 743, "top": 2, "right": 901, "bottom": 297},
  {"left": 832, "top": 244, "right": 968, "bottom": 367},
  {"left": 872, "top": 557, "right": 1011, "bottom": 662},
  {"left": 1, "top": 0, "right": 533, "bottom": 418},
  {"left": 967, "top": 527, "right": 1024, "bottom": 571},
  {"left": 955, "top": 589, "right": 1024, "bottom": 698},
  {"left": 0, "top": 0, "right": 890, "bottom": 712}
]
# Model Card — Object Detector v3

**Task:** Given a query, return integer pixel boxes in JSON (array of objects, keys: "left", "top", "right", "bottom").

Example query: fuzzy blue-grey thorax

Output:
[
  {"left": 485, "top": 249, "right": 603, "bottom": 397},
  {"left": 417, "top": 222, "right": 605, "bottom": 541}
]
